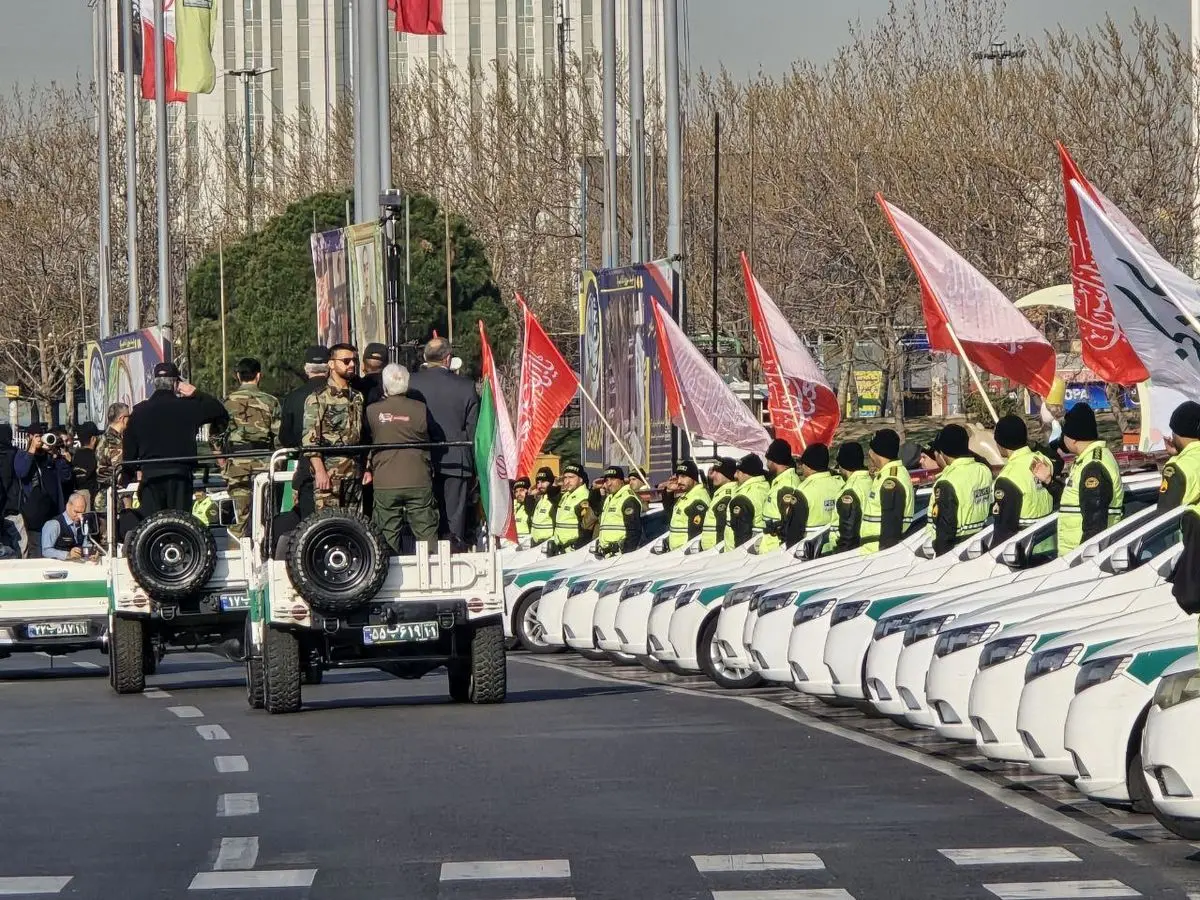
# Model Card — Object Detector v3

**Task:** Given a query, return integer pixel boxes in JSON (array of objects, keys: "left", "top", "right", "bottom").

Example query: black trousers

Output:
[
  {"left": 138, "top": 477, "right": 192, "bottom": 517},
  {"left": 435, "top": 475, "right": 471, "bottom": 544}
]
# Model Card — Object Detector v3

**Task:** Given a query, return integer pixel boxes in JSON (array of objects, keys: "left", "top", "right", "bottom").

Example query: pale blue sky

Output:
[{"left": 0, "top": 1, "right": 1190, "bottom": 91}]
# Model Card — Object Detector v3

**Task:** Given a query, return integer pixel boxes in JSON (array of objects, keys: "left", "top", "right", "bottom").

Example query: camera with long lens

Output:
[{"left": 41, "top": 432, "right": 58, "bottom": 449}]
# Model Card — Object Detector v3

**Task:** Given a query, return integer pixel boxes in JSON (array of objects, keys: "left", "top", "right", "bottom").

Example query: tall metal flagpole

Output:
[
  {"left": 628, "top": 0, "right": 647, "bottom": 263},
  {"left": 600, "top": 0, "right": 618, "bottom": 269},
  {"left": 122, "top": 0, "right": 139, "bottom": 330},
  {"left": 1192, "top": 0, "right": 1200, "bottom": 276},
  {"left": 153, "top": 0, "right": 172, "bottom": 345},
  {"left": 377, "top": 0, "right": 392, "bottom": 191},
  {"left": 664, "top": 0, "right": 682, "bottom": 275},
  {"left": 96, "top": 0, "right": 113, "bottom": 338},
  {"left": 353, "top": 0, "right": 382, "bottom": 224}
]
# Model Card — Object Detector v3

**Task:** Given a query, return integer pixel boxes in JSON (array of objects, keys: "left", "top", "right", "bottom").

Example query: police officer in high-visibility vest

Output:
[
  {"left": 666, "top": 460, "right": 710, "bottom": 551},
  {"left": 760, "top": 439, "right": 803, "bottom": 554},
  {"left": 990, "top": 415, "right": 1055, "bottom": 546},
  {"left": 512, "top": 477, "right": 532, "bottom": 542},
  {"left": 701, "top": 458, "right": 738, "bottom": 551},
  {"left": 832, "top": 442, "right": 872, "bottom": 553},
  {"left": 789, "top": 444, "right": 845, "bottom": 552},
  {"left": 548, "top": 462, "right": 597, "bottom": 555},
  {"left": 860, "top": 428, "right": 915, "bottom": 554},
  {"left": 1164, "top": 403, "right": 1200, "bottom": 626},
  {"left": 1033, "top": 402, "right": 1123, "bottom": 557},
  {"left": 528, "top": 466, "right": 558, "bottom": 546},
  {"left": 594, "top": 466, "right": 644, "bottom": 557},
  {"left": 726, "top": 454, "right": 771, "bottom": 550},
  {"left": 927, "top": 424, "right": 994, "bottom": 556}
]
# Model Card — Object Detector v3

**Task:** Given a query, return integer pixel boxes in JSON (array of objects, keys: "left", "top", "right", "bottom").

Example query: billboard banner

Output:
[
  {"left": 579, "top": 260, "right": 674, "bottom": 484},
  {"left": 311, "top": 228, "right": 351, "bottom": 348},
  {"left": 84, "top": 328, "right": 171, "bottom": 424},
  {"left": 346, "top": 222, "right": 386, "bottom": 352}
]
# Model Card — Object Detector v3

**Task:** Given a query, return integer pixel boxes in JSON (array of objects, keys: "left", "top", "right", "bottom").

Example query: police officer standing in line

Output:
[
  {"left": 990, "top": 415, "right": 1055, "bottom": 546},
  {"left": 790, "top": 444, "right": 845, "bottom": 550},
  {"left": 281, "top": 346, "right": 330, "bottom": 519},
  {"left": 701, "top": 458, "right": 738, "bottom": 551},
  {"left": 548, "top": 462, "right": 596, "bottom": 555},
  {"left": 123, "top": 363, "right": 230, "bottom": 516},
  {"left": 302, "top": 344, "right": 365, "bottom": 511},
  {"left": 512, "top": 478, "right": 532, "bottom": 542},
  {"left": 860, "top": 428, "right": 915, "bottom": 554},
  {"left": 1032, "top": 402, "right": 1124, "bottom": 556},
  {"left": 927, "top": 424, "right": 994, "bottom": 556},
  {"left": 832, "top": 443, "right": 871, "bottom": 553},
  {"left": 527, "top": 467, "right": 558, "bottom": 546},
  {"left": 665, "top": 460, "right": 710, "bottom": 551},
  {"left": 760, "top": 439, "right": 803, "bottom": 554},
  {"left": 1165, "top": 403, "right": 1200, "bottom": 623},
  {"left": 594, "top": 466, "right": 643, "bottom": 557},
  {"left": 221, "top": 357, "right": 282, "bottom": 538},
  {"left": 726, "top": 454, "right": 770, "bottom": 550}
]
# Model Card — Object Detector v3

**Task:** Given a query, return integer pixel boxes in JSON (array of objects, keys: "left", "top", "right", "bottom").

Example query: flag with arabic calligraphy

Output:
[{"left": 515, "top": 296, "right": 579, "bottom": 478}]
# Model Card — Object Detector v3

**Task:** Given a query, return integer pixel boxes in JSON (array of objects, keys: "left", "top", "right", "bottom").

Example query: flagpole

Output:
[
  {"left": 122, "top": 0, "right": 138, "bottom": 330},
  {"left": 577, "top": 387, "right": 650, "bottom": 486},
  {"left": 96, "top": 0, "right": 113, "bottom": 339},
  {"left": 153, "top": 0, "right": 172, "bottom": 348},
  {"left": 944, "top": 323, "right": 999, "bottom": 424}
]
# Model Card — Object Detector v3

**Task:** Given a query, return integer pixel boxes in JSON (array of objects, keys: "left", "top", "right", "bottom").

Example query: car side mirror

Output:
[
  {"left": 81, "top": 512, "right": 100, "bottom": 536},
  {"left": 1107, "top": 543, "right": 1133, "bottom": 574},
  {"left": 1000, "top": 542, "right": 1023, "bottom": 568}
]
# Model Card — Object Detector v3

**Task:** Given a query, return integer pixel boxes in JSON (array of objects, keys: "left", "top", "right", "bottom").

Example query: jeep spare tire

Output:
[
  {"left": 286, "top": 509, "right": 389, "bottom": 615},
  {"left": 127, "top": 510, "right": 218, "bottom": 601}
]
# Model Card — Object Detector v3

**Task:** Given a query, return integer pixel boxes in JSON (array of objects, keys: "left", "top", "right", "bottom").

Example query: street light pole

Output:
[
  {"left": 226, "top": 65, "right": 277, "bottom": 233},
  {"left": 1192, "top": 0, "right": 1200, "bottom": 276}
]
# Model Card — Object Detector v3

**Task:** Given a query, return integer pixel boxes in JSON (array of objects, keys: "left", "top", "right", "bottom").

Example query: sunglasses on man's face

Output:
[{"left": 332, "top": 356, "right": 358, "bottom": 365}]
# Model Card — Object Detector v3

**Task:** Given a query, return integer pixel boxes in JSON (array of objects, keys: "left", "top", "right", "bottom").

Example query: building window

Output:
[
  {"left": 223, "top": 0, "right": 237, "bottom": 134},
  {"left": 469, "top": 0, "right": 482, "bottom": 82},
  {"left": 297, "top": 0, "right": 311, "bottom": 112},
  {"left": 543, "top": 0, "right": 555, "bottom": 75},
  {"left": 496, "top": 0, "right": 508, "bottom": 70},
  {"left": 581, "top": 0, "right": 593, "bottom": 81},
  {"left": 242, "top": 0, "right": 264, "bottom": 140},
  {"left": 516, "top": 0, "right": 534, "bottom": 74},
  {"left": 389, "top": 29, "right": 407, "bottom": 87},
  {"left": 270, "top": 0, "right": 283, "bottom": 137}
]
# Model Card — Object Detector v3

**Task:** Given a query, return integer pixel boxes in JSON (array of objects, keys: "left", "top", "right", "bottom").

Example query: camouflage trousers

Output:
[
  {"left": 223, "top": 459, "right": 263, "bottom": 538},
  {"left": 314, "top": 457, "right": 362, "bottom": 512}
]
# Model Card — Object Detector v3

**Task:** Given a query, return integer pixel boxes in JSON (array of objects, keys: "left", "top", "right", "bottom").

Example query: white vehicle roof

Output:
[
  {"left": 1077, "top": 619, "right": 1198, "bottom": 661},
  {"left": 1160, "top": 650, "right": 1199, "bottom": 678}
]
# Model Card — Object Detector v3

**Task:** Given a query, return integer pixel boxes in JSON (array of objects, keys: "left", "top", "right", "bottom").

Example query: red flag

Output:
[
  {"left": 741, "top": 253, "right": 840, "bottom": 450},
  {"left": 140, "top": 1, "right": 187, "bottom": 103},
  {"left": 388, "top": 0, "right": 446, "bottom": 35},
  {"left": 877, "top": 195, "right": 1058, "bottom": 397},
  {"left": 515, "top": 295, "right": 579, "bottom": 478},
  {"left": 1058, "top": 143, "right": 1148, "bottom": 386},
  {"left": 651, "top": 300, "right": 770, "bottom": 453}
]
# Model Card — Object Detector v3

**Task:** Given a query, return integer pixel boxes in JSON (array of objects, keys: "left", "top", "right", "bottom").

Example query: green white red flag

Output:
[{"left": 475, "top": 321, "right": 519, "bottom": 544}]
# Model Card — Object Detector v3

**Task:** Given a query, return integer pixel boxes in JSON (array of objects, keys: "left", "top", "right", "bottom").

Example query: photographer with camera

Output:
[{"left": 15, "top": 424, "right": 72, "bottom": 557}]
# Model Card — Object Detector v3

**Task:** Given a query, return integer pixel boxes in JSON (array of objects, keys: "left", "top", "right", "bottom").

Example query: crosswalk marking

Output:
[
  {"left": 940, "top": 848, "right": 1081, "bottom": 865},
  {"left": 0, "top": 877, "right": 72, "bottom": 895},
  {"left": 439, "top": 860, "right": 571, "bottom": 881},
  {"left": 710, "top": 891, "right": 855, "bottom": 900},
  {"left": 188, "top": 869, "right": 317, "bottom": 890},
  {"left": 693, "top": 854, "right": 825, "bottom": 872},
  {"left": 213, "top": 837, "right": 259, "bottom": 871},
  {"left": 216, "top": 793, "right": 259, "bottom": 817},
  {"left": 167, "top": 705, "right": 203, "bottom": 718},
  {"left": 213, "top": 755, "right": 249, "bottom": 773},
  {"left": 143, "top": 688, "right": 171, "bottom": 698},
  {"left": 71, "top": 660, "right": 101, "bottom": 670},
  {"left": 196, "top": 725, "right": 230, "bottom": 741},
  {"left": 983, "top": 880, "right": 1141, "bottom": 899}
]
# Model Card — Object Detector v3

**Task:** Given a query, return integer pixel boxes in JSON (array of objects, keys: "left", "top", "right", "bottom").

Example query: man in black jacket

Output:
[
  {"left": 123, "top": 362, "right": 229, "bottom": 516},
  {"left": 71, "top": 422, "right": 101, "bottom": 505},
  {"left": 408, "top": 338, "right": 480, "bottom": 547},
  {"left": 0, "top": 425, "right": 22, "bottom": 556}
]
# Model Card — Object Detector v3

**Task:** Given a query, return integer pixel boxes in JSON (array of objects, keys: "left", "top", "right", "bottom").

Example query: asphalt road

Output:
[{"left": 0, "top": 649, "right": 1196, "bottom": 900}]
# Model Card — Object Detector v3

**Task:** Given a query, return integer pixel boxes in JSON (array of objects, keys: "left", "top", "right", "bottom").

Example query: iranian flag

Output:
[{"left": 475, "top": 321, "right": 519, "bottom": 544}]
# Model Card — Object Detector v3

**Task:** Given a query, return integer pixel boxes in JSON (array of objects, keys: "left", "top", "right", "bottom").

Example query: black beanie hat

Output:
[
  {"left": 870, "top": 428, "right": 901, "bottom": 460},
  {"left": 799, "top": 443, "right": 830, "bottom": 471},
  {"left": 714, "top": 457, "right": 738, "bottom": 480},
  {"left": 934, "top": 424, "right": 971, "bottom": 459},
  {"left": 1169, "top": 401, "right": 1200, "bottom": 439},
  {"left": 836, "top": 442, "right": 865, "bottom": 471},
  {"left": 513, "top": 477, "right": 531, "bottom": 490},
  {"left": 535, "top": 466, "right": 555, "bottom": 483},
  {"left": 674, "top": 460, "right": 700, "bottom": 480},
  {"left": 765, "top": 438, "right": 794, "bottom": 466},
  {"left": 993, "top": 414, "right": 1028, "bottom": 451},
  {"left": 1062, "top": 403, "right": 1099, "bottom": 442},
  {"left": 736, "top": 454, "right": 765, "bottom": 477}
]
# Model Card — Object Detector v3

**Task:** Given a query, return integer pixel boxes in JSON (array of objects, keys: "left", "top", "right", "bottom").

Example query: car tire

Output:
[
  {"left": 245, "top": 621, "right": 264, "bottom": 710},
  {"left": 263, "top": 627, "right": 302, "bottom": 714},
  {"left": 110, "top": 616, "right": 145, "bottom": 694},
  {"left": 286, "top": 510, "right": 389, "bottom": 615},
  {"left": 1126, "top": 749, "right": 1155, "bottom": 815},
  {"left": 603, "top": 651, "right": 638, "bottom": 665},
  {"left": 635, "top": 655, "right": 669, "bottom": 673},
  {"left": 514, "top": 590, "right": 562, "bottom": 654},
  {"left": 664, "top": 661, "right": 690, "bottom": 676},
  {"left": 127, "top": 510, "right": 218, "bottom": 602},
  {"left": 577, "top": 647, "right": 608, "bottom": 661},
  {"left": 466, "top": 621, "right": 506, "bottom": 704},
  {"left": 1150, "top": 806, "right": 1200, "bottom": 840},
  {"left": 699, "top": 613, "right": 762, "bottom": 689}
]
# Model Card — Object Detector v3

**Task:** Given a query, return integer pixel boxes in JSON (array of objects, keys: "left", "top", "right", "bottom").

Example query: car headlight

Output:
[
  {"left": 723, "top": 586, "right": 755, "bottom": 609},
  {"left": 544, "top": 578, "right": 566, "bottom": 595},
  {"left": 567, "top": 579, "right": 596, "bottom": 598},
  {"left": 1153, "top": 668, "right": 1200, "bottom": 710},
  {"left": 621, "top": 580, "right": 652, "bottom": 600},
  {"left": 794, "top": 599, "right": 837, "bottom": 625},
  {"left": 757, "top": 592, "right": 795, "bottom": 615},
  {"left": 599, "top": 579, "right": 628, "bottom": 598},
  {"left": 873, "top": 611, "right": 919, "bottom": 641},
  {"left": 979, "top": 634, "right": 1037, "bottom": 671},
  {"left": 1074, "top": 654, "right": 1132, "bottom": 694},
  {"left": 652, "top": 585, "right": 682, "bottom": 606},
  {"left": 902, "top": 614, "right": 955, "bottom": 647},
  {"left": 1023, "top": 643, "right": 1083, "bottom": 683},
  {"left": 829, "top": 599, "right": 869, "bottom": 626},
  {"left": 933, "top": 622, "right": 999, "bottom": 658},
  {"left": 675, "top": 589, "right": 699, "bottom": 609}
]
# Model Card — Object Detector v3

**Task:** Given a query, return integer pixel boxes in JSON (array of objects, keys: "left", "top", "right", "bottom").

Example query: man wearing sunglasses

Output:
[{"left": 302, "top": 343, "right": 366, "bottom": 511}]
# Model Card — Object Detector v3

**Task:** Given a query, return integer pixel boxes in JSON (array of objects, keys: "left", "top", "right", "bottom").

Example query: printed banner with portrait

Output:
[
  {"left": 84, "top": 328, "right": 171, "bottom": 425},
  {"left": 346, "top": 222, "right": 386, "bottom": 352},
  {"left": 311, "top": 228, "right": 351, "bottom": 348}
]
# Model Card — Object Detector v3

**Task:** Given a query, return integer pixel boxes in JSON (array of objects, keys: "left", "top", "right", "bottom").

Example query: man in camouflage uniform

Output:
[
  {"left": 302, "top": 343, "right": 365, "bottom": 511},
  {"left": 95, "top": 403, "right": 131, "bottom": 515},
  {"left": 221, "top": 358, "right": 282, "bottom": 537}
]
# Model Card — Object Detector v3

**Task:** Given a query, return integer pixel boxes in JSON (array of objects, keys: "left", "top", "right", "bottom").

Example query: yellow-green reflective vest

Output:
[
  {"left": 668, "top": 483, "right": 711, "bottom": 550},
  {"left": 799, "top": 471, "right": 846, "bottom": 548},
  {"left": 995, "top": 446, "right": 1055, "bottom": 527},
  {"left": 514, "top": 499, "right": 531, "bottom": 538},
  {"left": 1163, "top": 441, "right": 1200, "bottom": 508},
  {"left": 553, "top": 485, "right": 592, "bottom": 548},
  {"left": 701, "top": 482, "right": 736, "bottom": 550},
  {"left": 530, "top": 494, "right": 556, "bottom": 544},
  {"left": 1058, "top": 441, "right": 1124, "bottom": 556},
  {"left": 860, "top": 460, "right": 915, "bottom": 555},
  {"left": 724, "top": 475, "right": 770, "bottom": 550},
  {"left": 760, "top": 468, "right": 804, "bottom": 554},
  {"left": 192, "top": 495, "right": 217, "bottom": 526},
  {"left": 926, "top": 456, "right": 994, "bottom": 543},
  {"left": 597, "top": 484, "right": 636, "bottom": 552},
  {"left": 830, "top": 470, "right": 872, "bottom": 550}
]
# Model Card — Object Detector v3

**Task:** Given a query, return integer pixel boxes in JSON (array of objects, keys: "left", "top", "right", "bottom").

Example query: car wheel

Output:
[
  {"left": 635, "top": 655, "right": 669, "bottom": 673},
  {"left": 514, "top": 590, "right": 562, "bottom": 654},
  {"left": 1150, "top": 806, "right": 1200, "bottom": 840},
  {"left": 699, "top": 613, "right": 762, "bottom": 689},
  {"left": 286, "top": 510, "right": 389, "bottom": 616},
  {"left": 603, "top": 650, "right": 638, "bottom": 666},
  {"left": 1126, "top": 749, "right": 1155, "bottom": 815},
  {"left": 110, "top": 616, "right": 145, "bottom": 695},
  {"left": 577, "top": 647, "right": 608, "bottom": 661},
  {"left": 263, "top": 627, "right": 301, "bottom": 714},
  {"left": 466, "top": 622, "right": 506, "bottom": 704},
  {"left": 664, "top": 661, "right": 690, "bottom": 676},
  {"left": 244, "top": 621, "right": 264, "bottom": 710},
  {"left": 127, "top": 510, "right": 218, "bottom": 602}
]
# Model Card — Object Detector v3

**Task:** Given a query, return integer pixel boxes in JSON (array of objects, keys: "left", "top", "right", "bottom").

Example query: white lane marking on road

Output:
[
  {"left": 511, "top": 658, "right": 1142, "bottom": 864},
  {"left": 71, "top": 661, "right": 102, "bottom": 670},
  {"left": 196, "top": 725, "right": 230, "bottom": 741},
  {"left": 983, "top": 881, "right": 1141, "bottom": 899},
  {"left": 143, "top": 688, "right": 171, "bottom": 698},
  {"left": 213, "top": 837, "right": 259, "bottom": 871},
  {"left": 710, "top": 891, "right": 856, "bottom": 900},
  {"left": 439, "top": 860, "right": 571, "bottom": 881},
  {"left": 188, "top": 869, "right": 316, "bottom": 890},
  {"left": 214, "top": 755, "right": 249, "bottom": 773},
  {"left": 693, "top": 854, "right": 825, "bottom": 872},
  {"left": 217, "top": 793, "right": 259, "bottom": 817},
  {"left": 168, "top": 705, "right": 203, "bottom": 718},
  {"left": 940, "top": 848, "right": 1081, "bottom": 866},
  {"left": 35, "top": 651, "right": 51, "bottom": 659},
  {"left": 0, "top": 876, "right": 73, "bottom": 895}
]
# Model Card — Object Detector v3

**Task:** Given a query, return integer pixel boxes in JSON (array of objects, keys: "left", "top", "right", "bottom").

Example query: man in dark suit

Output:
[{"left": 407, "top": 337, "right": 480, "bottom": 548}]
